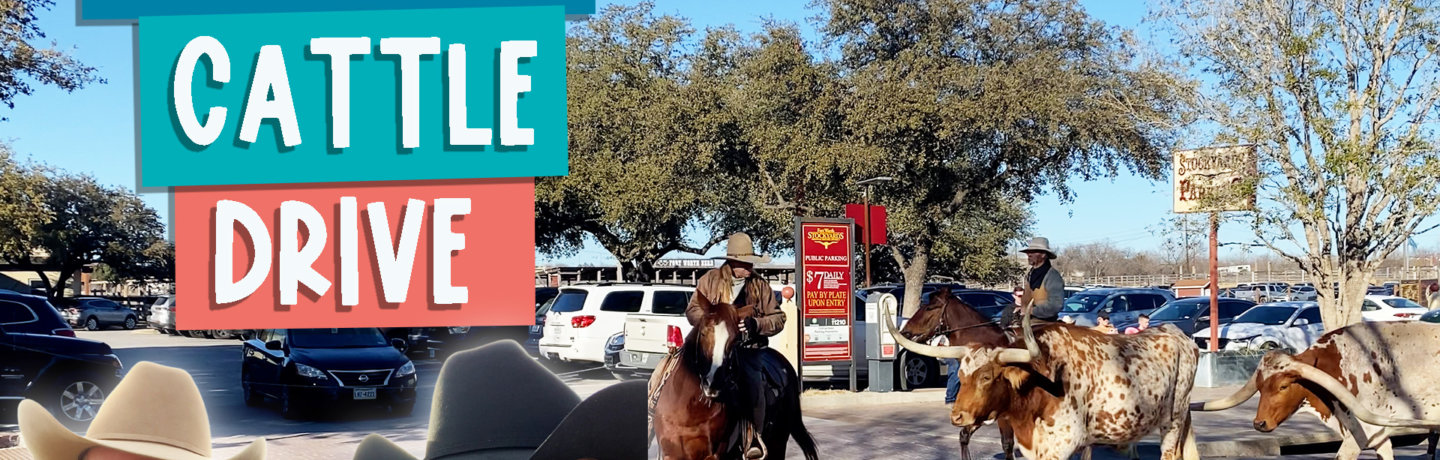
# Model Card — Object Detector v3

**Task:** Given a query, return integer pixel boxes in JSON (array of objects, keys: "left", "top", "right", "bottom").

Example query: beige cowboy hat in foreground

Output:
[{"left": 18, "top": 361, "right": 265, "bottom": 460}]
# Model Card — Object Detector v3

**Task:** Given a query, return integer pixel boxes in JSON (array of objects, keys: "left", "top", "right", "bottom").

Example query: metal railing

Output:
[{"left": 1075, "top": 267, "right": 1440, "bottom": 288}]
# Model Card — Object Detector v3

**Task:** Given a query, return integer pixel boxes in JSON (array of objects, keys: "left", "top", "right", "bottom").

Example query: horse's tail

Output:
[{"left": 790, "top": 410, "right": 819, "bottom": 460}]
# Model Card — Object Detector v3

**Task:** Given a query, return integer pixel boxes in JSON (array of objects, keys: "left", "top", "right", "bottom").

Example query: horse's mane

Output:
[{"left": 681, "top": 300, "right": 739, "bottom": 372}]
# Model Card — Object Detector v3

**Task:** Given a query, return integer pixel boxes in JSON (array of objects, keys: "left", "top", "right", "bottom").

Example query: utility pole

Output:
[
  {"left": 1208, "top": 212, "right": 1220, "bottom": 352},
  {"left": 855, "top": 176, "right": 893, "bottom": 288}
]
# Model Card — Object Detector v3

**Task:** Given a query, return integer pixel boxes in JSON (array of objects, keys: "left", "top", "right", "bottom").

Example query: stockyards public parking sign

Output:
[
  {"left": 797, "top": 219, "right": 854, "bottom": 363},
  {"left": 1173, "top": 145, "right": 1258, "bottom": 213}
]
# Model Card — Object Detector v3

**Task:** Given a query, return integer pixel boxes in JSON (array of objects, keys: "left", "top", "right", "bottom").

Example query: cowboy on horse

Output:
[{"left": 686, "top": 233, "right": 787, "bottom": 459}]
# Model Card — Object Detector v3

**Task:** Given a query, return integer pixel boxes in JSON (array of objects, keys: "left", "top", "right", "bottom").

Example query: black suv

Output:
[
  {"left": 0, "top": 323, "right": 124, "bottom": 428},
  {"left": 0, "top": 292, "right": 76, "bottom": 337},
  {"left": 241, "top": 328, "right": 418, "bottom": 419}
]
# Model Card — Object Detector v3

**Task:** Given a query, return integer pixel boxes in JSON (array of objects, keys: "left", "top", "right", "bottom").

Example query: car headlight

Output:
[
  {"left": 396, "top": 361, "right": 416, "bottom": 377},
  {"left": 607, "top": 333, "right": 625, "bottom": 348},
  {"left": 295, "top": 363, "right": 327, "bottom": 379}
]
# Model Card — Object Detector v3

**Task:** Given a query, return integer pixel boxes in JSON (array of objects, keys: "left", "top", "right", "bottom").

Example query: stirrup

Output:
[{"left": 743, "top": 422, "right": 768, "bottom": 459}]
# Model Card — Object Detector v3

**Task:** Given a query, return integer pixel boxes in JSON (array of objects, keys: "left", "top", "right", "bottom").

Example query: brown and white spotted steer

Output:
[
  {"left": 1194, "top": 321, "right": 1440, "bottom": 460},
  {"left": 887, "top": 306, "right": 1201, "bottom": 460}
]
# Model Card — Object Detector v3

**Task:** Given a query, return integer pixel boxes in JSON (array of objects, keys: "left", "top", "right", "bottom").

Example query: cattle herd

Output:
[{"left": 885, "top": 289, "right": 1440, "bottom": 460}]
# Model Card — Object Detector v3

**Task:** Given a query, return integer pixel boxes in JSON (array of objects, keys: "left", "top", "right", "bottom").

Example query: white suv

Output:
[{"left": 539, "top": 284, "right": 696, "bottom": 364}]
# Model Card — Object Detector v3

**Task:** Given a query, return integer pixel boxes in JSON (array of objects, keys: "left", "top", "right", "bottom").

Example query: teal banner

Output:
[{"left": 139, "top": 6, "right": 568, "bottom": 187}]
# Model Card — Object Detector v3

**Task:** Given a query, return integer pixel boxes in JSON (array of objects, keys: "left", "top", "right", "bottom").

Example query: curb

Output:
[{"left": 1190, "top": 428, "right": 1431, "bottom": 457}]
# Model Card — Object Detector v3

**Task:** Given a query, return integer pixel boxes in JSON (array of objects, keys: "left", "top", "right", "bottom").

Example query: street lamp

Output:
[{"left": 856, "top": 176, "right": 893, "bottom": 288}]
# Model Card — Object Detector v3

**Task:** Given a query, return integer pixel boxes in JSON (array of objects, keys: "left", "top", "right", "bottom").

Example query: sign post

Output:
[
  {"left": 795, "top": 218, "right": 857, "bottom": 392},
  {"left": 1173, "top": 145, "right": 1257, "bottom": 352}
]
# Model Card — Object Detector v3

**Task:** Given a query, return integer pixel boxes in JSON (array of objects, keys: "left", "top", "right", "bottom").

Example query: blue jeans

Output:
[{"left": 944, "top": 358, "right": 960, "bottom": 403}]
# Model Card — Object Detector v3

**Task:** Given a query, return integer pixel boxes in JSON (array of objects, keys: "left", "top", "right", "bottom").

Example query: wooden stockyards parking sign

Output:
[{"left": 796, "top": 218, "right": 855, "bottom": 363}]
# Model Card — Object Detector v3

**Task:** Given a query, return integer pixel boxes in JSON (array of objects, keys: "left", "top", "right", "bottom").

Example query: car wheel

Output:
[
  {"left": 47, "top": 373, "right": 109, "bottom": 430},
  {"left": 896, "top": 352, "right": 938, "bottom": 390},
  {"left": 122, "top": 316, "right": 136, "bottom": 330},
  {"left": 281, "top": 387, "right": 307, "bottom": 420},
  {"left": 211, "top": 330, "right": 234, "bottom": 340},
  {"left": 242, "top": 381, "right": 262, "bottom": 407},
  {"left": 85, "top": 317, "right": 99, "bottom": 331},
  {"left": 392, "top": 401, "right": 416, "bottom": 417}
]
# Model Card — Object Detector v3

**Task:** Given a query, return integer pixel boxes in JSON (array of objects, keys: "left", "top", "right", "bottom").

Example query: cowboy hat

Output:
[
  {"left": 353, "top": 340, "right": 645, "bottom": 460},
  {"left": 720, "top": 233, "right": 771, "bottom": 265},
  {"left": 18, "top": 361, "right": 266, "bottom": 460},
  {"left": 1020, "top": 237, "right": 1057, "bottom": 260}
]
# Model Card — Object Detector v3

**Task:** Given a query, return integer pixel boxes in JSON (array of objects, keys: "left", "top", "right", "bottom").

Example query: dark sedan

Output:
[
  {"left": 241, "top": 328, "right": 418, "bottom": 419},
  {"left": 1118, "top": 297, "right": 1257, "bottom": 335},
  {"left": 0, "top": 323, "right": 123, "bottom": 429}
]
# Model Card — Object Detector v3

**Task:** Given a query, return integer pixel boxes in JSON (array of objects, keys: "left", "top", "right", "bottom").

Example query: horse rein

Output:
[{"left": 923, "top": 297, "right": 1002, "bottom": 340}]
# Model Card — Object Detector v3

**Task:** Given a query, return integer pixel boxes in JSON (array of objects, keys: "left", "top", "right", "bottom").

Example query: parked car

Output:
[
  {"left": 0, "top": 322, "right": 124, "bottom": 429},
  {"left": 0, "top": 292, "right": 76, "bottom": 337},
  {"left": 1193, "top": 302, "right": 1324, "bottom": 352},
  {"left": 949, "top": 289, "right": 1016, "bottom": 320},
  {"left": 149, "top": 295, "right": 175, "bottom": 334},
  {"left": 241, "top": 328, "right": 418, "bottom": 419},
  {"left": 1058, "top": 288, "right": 1176, "bottom": 327},
  {"left": 602, "top": 331, "right": 628, "bottom": 380},
  {"left": 57, "top": 297, "right": 139, "bottom": 331},
  {"left": 525, "top": 295, "right": 558, "bottom": 355},
  {"left": 1063, "top": 286, "right": 1085, "bottom": 299},
  {"left": 617, "top": 289, "right": 694, "bottom": 374},
  {"left": 1232, "top": 284, "right": 1291, "bottom": 303},
  {"left": 1288, "top": 285, "right": 1318, "bottom": 301},
  {"left": 1419, "top": 309, "right": 1440, "bottom": 324},
  {"left": 539, "top": 283, "right": 696, "bottom": 364},
  {"left": 1117, "top": 297, "right": 1256, "bottom": 335},
  {"left": 1361, "top": 295, "right": 1428, "bottom": 322}
]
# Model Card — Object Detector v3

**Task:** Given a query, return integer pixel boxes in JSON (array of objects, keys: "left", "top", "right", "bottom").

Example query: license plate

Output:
[
  {"left": 353, "top": 388, "right": 376, "bottom": 400},
  {"left": 549, "top": 326, "right": 563, "bottom": 337}
]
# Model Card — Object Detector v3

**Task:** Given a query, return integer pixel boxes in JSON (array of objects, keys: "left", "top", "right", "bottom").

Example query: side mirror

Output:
[
  {"left": 1292, "top": 318, "right": 1310, "bottom": 326},
  {"left": 391, "top": 338, "right": 409, "bottom": 354},
  {"left": 265, "top": 340, "right": 283, "bottom": 351}
]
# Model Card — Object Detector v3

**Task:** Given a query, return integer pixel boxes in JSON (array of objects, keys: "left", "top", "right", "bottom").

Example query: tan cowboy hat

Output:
[
  {"left": 1020, "top": 237, "right": 1057, "bottom": 260},
  {"left": 353, "top": 340, "right": 645, "bottom": 460},
  {"left": 18, "top": 361, "right": 266, "bottom": 460},
  {"left": 721, "top": 233, "right": 771, "bottom": 265}
]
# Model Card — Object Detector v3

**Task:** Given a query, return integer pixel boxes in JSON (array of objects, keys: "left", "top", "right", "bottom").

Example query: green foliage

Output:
[
  {"left": 0, "top": 0, "right": 103, "bottom": 117},
  {"left": 1156, "top": 0, "right": 1440, "bottom": 329},
  {"left": 0, "top": 148, "right": 167, "bottom": 297},
  {"left": 817, "top": 0, "right": 1195, "bottom": 312}
]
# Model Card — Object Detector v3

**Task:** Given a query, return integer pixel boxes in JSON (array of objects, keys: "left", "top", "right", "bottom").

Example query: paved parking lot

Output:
[{"left": 3, "top": 329, "right": 622, "bottom": 459}]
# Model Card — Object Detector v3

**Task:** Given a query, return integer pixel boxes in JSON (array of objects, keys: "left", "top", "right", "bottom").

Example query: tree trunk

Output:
[
  {"left": 50, "top": 266, "right": 77, "bottom": 300},
  {"left": 30, "top": 269, "right": 54, "bottom": 299},
  {"left": 900, "top": 242, "right": 930, "bottom": 317}
]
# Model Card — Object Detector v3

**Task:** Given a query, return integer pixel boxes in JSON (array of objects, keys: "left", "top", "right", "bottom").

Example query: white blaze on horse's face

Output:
[{"left": 706, "top": 320, "right": 730, "bottom": 383}]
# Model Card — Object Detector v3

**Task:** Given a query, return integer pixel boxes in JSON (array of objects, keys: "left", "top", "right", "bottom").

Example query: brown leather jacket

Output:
[{"left": 686, "top": 263, "right": 785, "bottom": 336}]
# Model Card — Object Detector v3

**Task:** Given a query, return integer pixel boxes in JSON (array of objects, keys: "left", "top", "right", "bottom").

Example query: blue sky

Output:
[{"left": 0, "top": 0, "right": 1363, "bottom": 268}]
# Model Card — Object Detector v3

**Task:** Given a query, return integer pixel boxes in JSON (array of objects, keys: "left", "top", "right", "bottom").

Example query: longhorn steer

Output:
[
  {"left": 887, "top": 308, "right": 1201, "bottom": 460},
  {"left": 1194, "top": 321, "right": 1440, "bottom": 460}
]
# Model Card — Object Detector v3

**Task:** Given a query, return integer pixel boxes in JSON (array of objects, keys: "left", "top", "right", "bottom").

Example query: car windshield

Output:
[
  {"left": 1382, "top": 298, "right": 1424, "bottom": 309},
  {"left": 290, "top": 328, "right": 388, "bottom": 348},
  {"left": 1149, "top": 301, "right": 1202, "bottom": 321},
  {"left": 1063, "top": 294, "right": 1106, "bottom": 313},
  {"left": 549, "top": 290, "right": 588, "bottom": 313},
  {"left": 1232, "top": 306, "right": 1296, "bottom": 325}
]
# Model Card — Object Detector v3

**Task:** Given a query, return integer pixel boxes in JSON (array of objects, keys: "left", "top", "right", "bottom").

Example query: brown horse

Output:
[
  {"left": 650, "top": 294, "right": 818, "bottom": 460},
  {"left": 898, "top": 288, "right": 1017, "bottom": 460}
]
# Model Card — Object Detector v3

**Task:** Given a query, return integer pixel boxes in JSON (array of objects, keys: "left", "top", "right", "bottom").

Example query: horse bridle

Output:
[{"left": 923, "top": 297, "right": 1001, "bottom": 341}]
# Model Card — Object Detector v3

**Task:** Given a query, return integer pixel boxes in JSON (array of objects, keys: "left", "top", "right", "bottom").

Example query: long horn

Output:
[
  {"left": 999, "top": 300, "right": 1042, "bottom": 364},
  {"left": 884, "top": 297, "right": 973, "bottom": 359},
  {"left": 1190, "top": 372, "right": 1258, "bottom": 411},
  {"left": 1292, "top": 363, "right": 1440, "bottom": 428}
]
